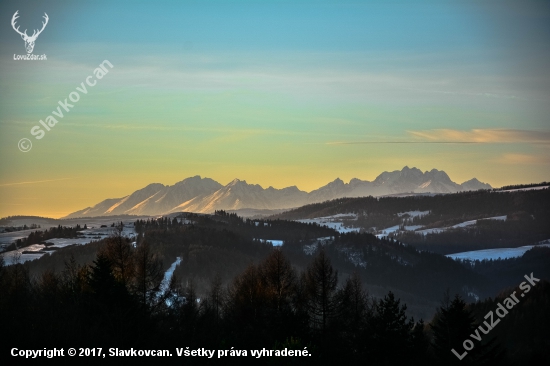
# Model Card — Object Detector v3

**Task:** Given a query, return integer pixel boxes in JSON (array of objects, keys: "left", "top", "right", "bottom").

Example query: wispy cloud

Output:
[
  {"left": 406, "top": 88, "right": 526, "bottom": 101},
  {"left": 327, "top": 141, "right": 477, "bottom": 145},
  {"left": 496, "top": 154, "right": 550, "bottom": 165},
  {"left": 407, "top": 129, "right": 550, "bottom": 144},
  {"left": 326, "top": 129, "right": 550, "bottom": 145},
  {"left": 0, "top": 178, "right": 73, "bottom": 187}
]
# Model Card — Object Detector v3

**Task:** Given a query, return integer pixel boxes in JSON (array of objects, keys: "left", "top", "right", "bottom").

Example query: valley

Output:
[{"left": 2, "top": 182, "right": 549, "bottom": 364}]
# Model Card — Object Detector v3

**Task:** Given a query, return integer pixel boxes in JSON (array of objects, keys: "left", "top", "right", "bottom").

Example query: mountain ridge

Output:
[{"left": 63, "top": 167, "right": 492, "bottom": 218}]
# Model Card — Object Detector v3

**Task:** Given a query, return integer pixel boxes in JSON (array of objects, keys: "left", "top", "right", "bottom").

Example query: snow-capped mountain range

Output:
[{"left": 64, "top": 166, "right": 491, "bottom": 218}]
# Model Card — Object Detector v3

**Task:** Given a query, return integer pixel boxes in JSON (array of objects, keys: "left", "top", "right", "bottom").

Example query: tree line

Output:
[
  {"left": 3, "top": 221, "right": 549, "bottom": 363},
  {"left": 5, "top": 224, "right": 87, "bottom": 252},
  {"left": 5, "top": 241, "right": 534, "bottom": 364},
  {"left": 395, "top": 215, "right": 549, "bottom": 255},
  {"left": 272, "top": 188, "right": 549, "bottom": 231}
]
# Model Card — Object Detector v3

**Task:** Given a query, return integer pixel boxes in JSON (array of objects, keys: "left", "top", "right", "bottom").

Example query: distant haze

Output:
[{"left": 64, "top": 166, "right": 491, "bottom": 218}]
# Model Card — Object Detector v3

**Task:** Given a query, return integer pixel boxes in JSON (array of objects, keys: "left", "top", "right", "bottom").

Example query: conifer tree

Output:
[
  {"left": 371, "top": 291, "right": 414, "bottom": 365},
  {"left": 304, "top": 249, "right": 338, "bottom": 336},
  {"left": 431, "top": 294, "right": 477, "bottom": 364}
]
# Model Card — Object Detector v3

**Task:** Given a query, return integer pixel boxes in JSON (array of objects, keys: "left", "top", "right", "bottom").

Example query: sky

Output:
[{"left": 0, "top": 0, "right": 549, "bottom": 218}]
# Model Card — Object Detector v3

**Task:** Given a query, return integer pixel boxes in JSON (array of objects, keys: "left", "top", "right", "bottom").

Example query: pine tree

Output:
[
  {"left": 431, "top": 294, "right": 477, "bottom": 364},
  {"left": 370, "top": 291, "right": 414, "bottom": 365},
  {"left": 205, "top": 274, "right": 225, "bottom": 323},
  {"left": 336, "top": 272, "right": 371, "bottom": 359},
  {"left": 410, "top": 319, "right": 430, "bottom": 365}
]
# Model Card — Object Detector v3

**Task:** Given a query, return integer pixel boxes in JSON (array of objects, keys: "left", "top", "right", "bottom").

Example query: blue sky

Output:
[{"left": 0, "top": 0, "right": 549, "bottom": 217}]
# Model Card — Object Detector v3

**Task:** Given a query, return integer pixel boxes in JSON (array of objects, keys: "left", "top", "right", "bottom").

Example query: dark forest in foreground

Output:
[
  {"left": 2, "top": 212, "right": 550, "bottom": 364},
  {"left": 2, "top": 245, "right": 549, "bottom": 365}
]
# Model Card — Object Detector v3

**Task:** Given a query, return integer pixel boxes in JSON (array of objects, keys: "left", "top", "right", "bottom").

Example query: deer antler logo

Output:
[{"left": 11, "top": 10, "right": 49, "bottom": 54}]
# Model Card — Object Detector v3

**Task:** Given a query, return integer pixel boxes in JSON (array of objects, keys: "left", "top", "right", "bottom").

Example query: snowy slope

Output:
[
  {"left": 64, "top": 167, "right": 491, "bottom": 217},
  {"left": 297, "top": 214, "right": 360, "bottom": 234},
  {"left": 446, "top": 242, "right": 550, "bottom": 261}
]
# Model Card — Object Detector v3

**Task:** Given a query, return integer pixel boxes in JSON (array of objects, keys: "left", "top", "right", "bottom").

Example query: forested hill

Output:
[
  {"left": 5, "top": 209, "right": 550, "bottom": 362},
  {"left": 270, "top": 188, "right": 550, "bottom": 255},
  {"left": 135, "top": 210, "right": 338, "bottom": 241},
  {"left": 271, "top": 188, "right": 550, "bottom": 221}
]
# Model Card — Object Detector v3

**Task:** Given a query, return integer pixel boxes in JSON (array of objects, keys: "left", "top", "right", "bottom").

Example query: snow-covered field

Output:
[
  {"left": 374, "top": 215, "right": 508, "bottom": 239},
  {"left": 1, "top": 222, "right": 137, "bottom": 265},
  {"left": 1, "top": 243, "right": 47, "bottom": 264},
  {"left": 446, "top": 242, "right": 550, "bottom": 261},
  {"left": 415, "top": 215, "right": 506, "bottom": 235},
  {"left": 403, "top": 225, "right": 423, "bottom": 231},
  {"left": 500, "top": 186, "right": 549, "bottom": 192},
  {"left": 315, "top": 213, "right": 358, "bottom": 219},
  {"left": 397, "top": 210, "right": 429, "bottom": 218},
  {"left": 293, "top": 211, "right": 509, "bottom": 240},
  {"left": 414, "top": 227, "right": 444, "bottom": 235},
  {"left": 0, "top": 234, "right": 27, "bottom": 247},
  {"left": 375, "top": 225, "right": 400, "bottom": 238},
  {"left": 256, "top": 239, "right": 284, "bottom": 246},
  {"left": 375, "top": 225, "right": 425, "bottom": 238},
  {"left": 296, "top": 214, "right": 360, "bottom": 234}
]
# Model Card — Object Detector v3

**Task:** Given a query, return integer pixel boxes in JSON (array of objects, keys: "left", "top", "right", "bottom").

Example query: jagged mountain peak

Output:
[
  {"left": 227, "top": 178, "right": 249, "bottom": 186},
  {"left": 461, "top": 178, "right": 492, "bottom": 191},
  {"left": 425, "top": 169, "right": 451, "bottom": 181},
  {"left": 464, "top": 177, "right": 480, "bottom": 183},
  {"left": 64, "top": 166, "right": 491, "bottom": 217},
  {"left": 173, "top": 175, "right": 201, "bottom": 184},
  {"left": 328, "top": 178, "right": 345, "bottom": 185},
  {"left": 402, "top": 165, "right": 422, "bottom": 173},
  {"left": 266, "top": 185, "right": 301, "bottom": 192},
  {"left": 225, "top": 179, "right": 266, "bottom": 191},
  {"left": 141, "top": 182, "right": 165, "bottom": 190}
]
